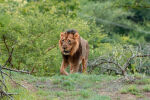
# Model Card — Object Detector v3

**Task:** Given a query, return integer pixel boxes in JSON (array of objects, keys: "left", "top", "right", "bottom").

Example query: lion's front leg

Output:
[
  {"left": 60, "top": 61, "right": 69, "bottom": 75},
  {"left": 70, "top": 63, "right": 80, "bottom": 74}
]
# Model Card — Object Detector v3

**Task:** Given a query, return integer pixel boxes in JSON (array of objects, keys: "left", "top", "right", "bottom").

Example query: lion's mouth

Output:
[{"left": 63, "top": 50, "right": 70, "bottom": 55}]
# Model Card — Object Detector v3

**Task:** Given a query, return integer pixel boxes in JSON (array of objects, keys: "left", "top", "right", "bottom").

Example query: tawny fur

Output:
[{"left": 59, "top": 30, "right": 89, "bottom": 75}]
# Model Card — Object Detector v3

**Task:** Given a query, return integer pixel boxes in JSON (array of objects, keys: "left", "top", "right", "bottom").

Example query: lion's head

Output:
[{"left": 59, "top": 30, "right": 80, "bottom": 56}]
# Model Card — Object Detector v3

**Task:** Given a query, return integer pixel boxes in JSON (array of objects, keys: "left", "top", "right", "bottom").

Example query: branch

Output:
[
  {"left": 44, "top": 45, "right": 56, "bottom": 54},
  {"left": 0, "top": 90, "right": 14, "bottom": 100},
  {"left": 88, "top": 57, "right": 124, "bottom": 73},
  {"left": 88, "top": 53, "right": 150, "bottom": 76},
  {"left": 100, "top": 66, "right": 122, "bottom": 75},
  {"left": 136, "top": 54, "right": 150, "bottom": 58},
  {"left": 124, "top": 54, "right": 150, "bottom": 72},
  {"left": 3, "top": 35, "right": 10, "bottom": 53},
  {"left": 3, "top": 47, "right": 14, "bottom": 67},
  {"left": 115, "top": 5, "right": 150, "bottom": 8},
  {"left": 1, "top": 69, "right": 27, "bottom": 89},
  {"left": 2, "top": 67, "right": 30, "bottom": 74},
  {"left": 2, "top": 35, "right": 14, "bottom": 67}
]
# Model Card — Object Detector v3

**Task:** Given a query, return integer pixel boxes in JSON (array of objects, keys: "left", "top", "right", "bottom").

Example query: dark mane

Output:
[{"left": 65, "top": 29, "right": 77, "bottom": 34}]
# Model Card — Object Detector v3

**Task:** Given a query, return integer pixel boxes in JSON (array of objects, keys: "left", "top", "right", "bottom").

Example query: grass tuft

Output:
[
  {"left": 135, "top": 78, "right": 150, "bottom": 85},
  {"left": 120, "top": 85, "right": 140, "bottom": 95},
  {"left": 142, "top": 85, "right": 150, "bottom": 92}
]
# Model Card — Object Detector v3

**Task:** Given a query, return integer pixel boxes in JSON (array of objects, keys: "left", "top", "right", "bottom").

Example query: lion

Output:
[{"left": 59, "top": 29, "right": 89, "bottom": 75}]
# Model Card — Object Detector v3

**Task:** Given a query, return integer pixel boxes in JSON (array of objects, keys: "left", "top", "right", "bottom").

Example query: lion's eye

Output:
[
  {"left": 62, "top": 39, "right": 64, "bottom": 42},
  {"left": 68, "top": 40, "right": 71, "bottom": 44}
]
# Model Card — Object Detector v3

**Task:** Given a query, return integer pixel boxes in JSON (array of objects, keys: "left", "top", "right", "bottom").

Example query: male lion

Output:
[{"left": 59, "top": 29, "right": 89, "bottom": 75}]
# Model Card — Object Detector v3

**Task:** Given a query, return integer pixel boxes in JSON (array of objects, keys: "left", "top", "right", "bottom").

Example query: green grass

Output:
[
  {"left": 51, "top": 73, "right": 117, "bottom": 90},
  {"left": 119, "top": 74, "right": 150, "bottom": 99},
  {"left": 135, "top": 78, "right": 150, "bottom": 85},
  {"left": 120, "top": 84, "right": 141, "bottom": 95},
  {"left": 132, "top": 73, "right": 150, "bottom": 85},
  {"left": 1, "top": 72, "right": 115, "bottom": 100},
  {"left": 142, "top": 85, "right": 150, "bottom": 92},
  {"left": 2, "top": 72, "right": 150, "bottom": 100},
  {"left": 49, "top": 73, "right": 116, "bottom": 99}
]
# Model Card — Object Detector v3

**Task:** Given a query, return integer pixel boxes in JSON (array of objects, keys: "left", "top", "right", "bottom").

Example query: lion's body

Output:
[{"left": 59, "top": 30, "right": 89, "bottom": 75}]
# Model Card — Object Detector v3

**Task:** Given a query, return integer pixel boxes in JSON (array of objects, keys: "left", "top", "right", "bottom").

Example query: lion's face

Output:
[{"left": 59, "top": 32, "right": 79, "bottom": 56}]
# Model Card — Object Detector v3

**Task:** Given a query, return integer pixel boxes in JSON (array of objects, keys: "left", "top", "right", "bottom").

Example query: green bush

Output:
[{"left": 0, "top": 0, "right": 105, "bottom": 76}]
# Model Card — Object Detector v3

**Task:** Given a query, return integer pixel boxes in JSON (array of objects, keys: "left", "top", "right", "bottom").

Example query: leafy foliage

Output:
[{"left": 0, "top": 0, "right": 104, "bottom": 76}]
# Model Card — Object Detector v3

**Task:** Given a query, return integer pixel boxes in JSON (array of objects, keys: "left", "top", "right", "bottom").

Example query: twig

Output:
[
  {"left": 1, "top": 70, "right": 27, "bottom": 89},
  {"left": 30, "top": 67, "right": 35, "bottom": 74}
]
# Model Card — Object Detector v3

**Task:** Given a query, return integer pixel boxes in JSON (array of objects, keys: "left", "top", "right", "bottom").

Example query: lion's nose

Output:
[
  {"left": 63, "top": 47, "right": 67, "bottom": 49},
  {"left": 63, "top": 45, "right": 67, "bottom": 50}
]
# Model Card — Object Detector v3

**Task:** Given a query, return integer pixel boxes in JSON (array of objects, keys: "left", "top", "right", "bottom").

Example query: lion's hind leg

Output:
[{"left": 82, "top": 58, "right": 87, "bottom": 73}]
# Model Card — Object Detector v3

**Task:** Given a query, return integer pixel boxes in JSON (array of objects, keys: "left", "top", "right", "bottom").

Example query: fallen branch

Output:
[
  {"left": 2, "top": 67, "right": 30, "bottom": 74},
  {"left": 1, "top": 70, "right": 27, "bottom": 89},
  {"left": 124, "top": 54, "right": 150, "bottom": 73},
  {"left": 88, "top": 54, "right": 150, "bottom": 76},
  {"left": 0, "top": 90, "right": 14, "bottom": 100},
  {"left": 0, "top": 65, "right": 28, "bottom": 99}
]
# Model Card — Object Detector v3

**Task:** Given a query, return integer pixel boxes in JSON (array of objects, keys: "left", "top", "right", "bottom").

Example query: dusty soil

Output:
[
  {"left": 21, "top": 81, "right": 37, "bottom": 92},
  {"left": 98, "top": 79, "right": 150, "bottom": 100}
]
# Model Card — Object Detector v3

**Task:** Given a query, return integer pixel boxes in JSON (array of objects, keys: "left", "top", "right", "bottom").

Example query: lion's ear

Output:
[
  {"left": 74, "top": 32, "right": 79, "bottom": 39},
  {"left": 60, "top": 32, "right": 64, "bottom": 37}
]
